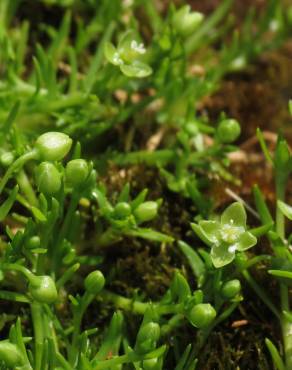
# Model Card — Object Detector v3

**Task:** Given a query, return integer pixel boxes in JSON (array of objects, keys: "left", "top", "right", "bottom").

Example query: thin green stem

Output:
[
  {"left": 0, "top": 150, "right": 38, "bottom": 195},
  {"left": 2, "top": 263, "right": 34, "bottom": 280},
  {"left": 31, "top": 302, "right": 45, "bottom": 370},
  {"left": 100, "top": 290, "right": 148, "bottom": 314},
  {"left": 52, "top": 193, "right": 79, "bottom": 273},
  {"left": 100, "top": 289, "right": 182, "bottom": 315},
  {"left": 275, "top": 176, "right": 292, "bottom": 369},
  {"left": 69, "top": 292, "right": 94, "bottom": 366},
  {"left": 160, "top": 314, "right": 185, "bottom": 336}
]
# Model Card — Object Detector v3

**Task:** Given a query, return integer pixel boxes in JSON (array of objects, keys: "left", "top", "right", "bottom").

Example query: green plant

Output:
[
  {"left": 0, "top": 0, "right": 291, "bottom": 369},
  {"left": 190, "top": 129, "right": 292, "bottom": 369}
]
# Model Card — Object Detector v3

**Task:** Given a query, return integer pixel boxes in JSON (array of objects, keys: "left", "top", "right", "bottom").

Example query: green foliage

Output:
[{"left": 0, "top": 0, "right": 291, "bottom": 369}]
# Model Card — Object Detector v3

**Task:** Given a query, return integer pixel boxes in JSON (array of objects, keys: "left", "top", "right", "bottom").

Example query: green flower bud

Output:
[
  {"left": 0, "top": 342, "right": 23, "bottom": 367},
  {"left": 142, "top": 358, "right": 159, "bottom": 370},
  {"left": 113, "top": 202, "right": 132, "bottom": 219},
  {"left": 136, "top": 322, "right": 160, "bottom": 354},
  {"left": 234, "top": 253, "right": 248, "bottom": 269},
  {"left": 134, "top": 201, "right": 158, "bottom": 223},
  {"left": 26, "top": 235, "right": 41, "bottom": 250},
  {"left": 0, "top": 151, "right": 14, "bottom": 167},
  {"left": 35, "top": 132, "right": 72, "bottom": 161},
  {"left": 84, "top": 270, "right": 105, "bottom": 295},
  {"left": 217, "top": 119, "right": 241, "bottom": 143},
  {"left": 188, "top": 303, "right": 216, "bottom": 328},
  {"left": 185, "top": 122, "right": 199, "bottom": 136},
  {"left": 65, "top": 159, "right": 89, "bottom": 187},
  {"left": 29, "top": 275, "right": 58, "bottom": 304},
  {"left": 172, "top": 6, "right": 203, "bottom": 37},
  {"left": 36, "top": 162, "right": 61, "bottom": 195},
  {"left": 274, "top": 139, "right": 291, "bottom": 173},
  {"left": 221, "top": 279, "right": 241, "bottom": 299}
]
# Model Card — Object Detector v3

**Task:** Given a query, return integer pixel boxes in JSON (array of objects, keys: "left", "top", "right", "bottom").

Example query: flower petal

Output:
[
  {"left": 221, "top": 202, "right": 246, "bottom": 228},
  {"left": 198, "top": 220, "right": 221, "bottom": 244},
  {"left": 236, "top": 231, "right": 257, "bottom": 251},
  {"left": 211, "top": 243, "right": 235, "bottom": 268},
  {"left": 120, "top": 61, "right": 152, "bottom": 78}
]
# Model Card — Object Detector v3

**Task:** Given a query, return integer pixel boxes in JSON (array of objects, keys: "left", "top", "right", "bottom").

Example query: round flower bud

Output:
[
  {"left": 188, "top": 303, "right": 216, "bottom": 328},
  {"left": 35, "top": 132, "right": 72, "bottom": 161},
  {"left": 113, "top": 202, "right": 132, "bottom": 219},
  {"left": 0, "top": 342, "right": 23, "bottom": 367},
  {"left": 84, "top": 270, "right": 105, "bottom": 295},
  {"left": 0, "top": 151, "right": 14, "bottom": 167},
  {"left": 29, "top": 275, "right": 58, "bottom": 304},
  {"left": 65, "top": 159, "right": 89, "bottom": 187},
  {"left": 133, "top": 201, "right": 158, "bottom": 223},
  {"left": 217, "top": 119, "right": 241, "bottom": 143},
  {"left": 26, "top": 236, "right": 41, "bottom": 250},
  {"left": 172, "top": 6, "right": 203, "bottom": 37},
  {"left": 234, "top": 253, "right": 248, "bottom": 269},
  {"left": 221, "top": 279, "right": 241, "bottom": 299},
  {"left": 136, "top": 322, "right": 160, "bottom": 353},
  {"left": 36, "top": 162, "right": 61, "bottom": 195}
]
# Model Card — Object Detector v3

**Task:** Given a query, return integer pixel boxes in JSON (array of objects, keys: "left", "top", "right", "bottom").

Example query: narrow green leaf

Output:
[
  {"left": 178, "top": 241, "right": 206, "bottom": 284},
  {"left": 0, "top": 185, "right": 18, "bottom": 221},
  {"left": 190, "top": 223, "right": 212, "bottom": 247},
  {"left": 49, "top": 10, "right": 71, "bottom": 63},
  {"left": 278, "top": 200, "right": 292, "bottom": 220},
  {"left": 126, "top": 228, "right": 174, "bottom": 243},
  {"left": 92, "top": 312, "right": 124, "bottom": 364},
  {"left": 131, "top": 189, "right": 148, "bottom": 210},
  {"left": 283, "top": 310, "right": 292, "bottom": 323},
  {"left": 265, "top": 338, "right": 285, "bottom": 370},
  {"left": 2, "top": 101, "right": 20, "bottom": 137},
  {"left": 249, "top": 222, "right": 274, "bottom": 237},
  {"left": 30, "top": 206, "right": 47, "bottom": 222},
  {"left": 117, "top": 183, "right": 130, "bottom": 203},
  {"left": 32, "top": 56, "right": 42, "bottom": 96},
  {"left": 268, "top": 270, "right": 292, "bottom": 280},
  {"left": 256, "top": 128, "right": 273, "bottom": 165},
  {"left": 175, "top": 343, "right": 192, "bottom": 370},
  {"left": 15, "top": 21, "right": 29, "bottom": 74},
  {"left": 252, "top": 185, "right": 273, "bottom": 225}
]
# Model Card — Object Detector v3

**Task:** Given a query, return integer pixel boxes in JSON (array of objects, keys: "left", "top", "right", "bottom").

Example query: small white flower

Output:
[
  {"left": 113, "top": 52, "right": 124, "bottom": 65},
  {"left": 131, "top": 40, "right": 146, "bottom": 54}
]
